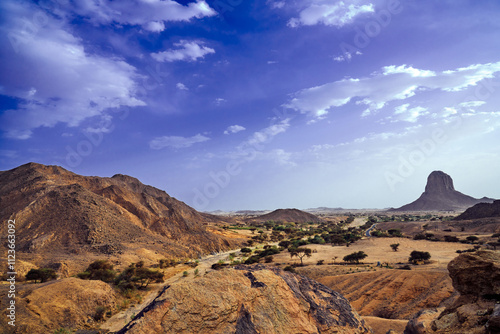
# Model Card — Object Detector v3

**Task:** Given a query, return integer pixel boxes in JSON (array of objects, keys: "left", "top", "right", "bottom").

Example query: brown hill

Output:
[
  {"left": 0, "top": 163, "right": 244, "bottom": 273},
  {"left": 245, "top": 208, "right": 323, "bottom": 223},
  {"left": 117, "top": 265, "right": 372, "bottom": 334},
  {"left": 0, "top": 278, "right": 119, "bottom": 334},
  {"left": 454, "top": 199, "right": 500, "bottom": 220},
  {"left": 392, "top": 171, "right": 495, "bottom": 211}
]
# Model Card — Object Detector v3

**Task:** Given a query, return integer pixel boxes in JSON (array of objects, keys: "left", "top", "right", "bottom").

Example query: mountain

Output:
[
  {"left": 391, "top": 171, "right": 495, "bottom": 211},
  {"left": 0, "top": 163, "right": 243, "bottom": 273},
  {"left": 245, "top": 208, "right": 323, "bottom": 223},
  {"left": 454, "top": 200, "right": 500, "bottom": 220},
  {"left": 117, "top": 265, "right": 371, "bottom": 334}
]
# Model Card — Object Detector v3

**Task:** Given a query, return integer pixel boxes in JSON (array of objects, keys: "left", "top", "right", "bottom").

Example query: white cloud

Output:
[
  {"left": 70, "top": 0, "right": 216, "bottom": 32},
  {"left": 383, "top": 65, "right": 436, "bottom": 77},
  {"left": 246, "top": 119, "right": 290, "bottom": 147},
  {"left": 151, "top": 40, "right": 215, "bottom": 62},
  {"left": 214, "top": 98, "right": 227, "bottom": 105},
  {"left": 333, "top": 50, "right": 362, "bottom": 62},
  {"left": 149, "top": 133, "right": 210, "bottom": 150},
  {"left": 176, "top": 82, "right": 189, "bottom": 90},
  {"left": 144, "top": 21, "right": 165, "bottom": 32},
  {"left": 288, "top": 1, "right": 374, "bottom": 28},
  {"left": 392, "top": 105, "right": 428, "bottom": 123},
  {"left": 0, "top": 1, "right": 145, "bottom": 139},
  {"left": 285, "top": 62, "right": 500, "bottom": 120},
  {"left": 224, "top": 125, "right": 246, "bottom": 135}
]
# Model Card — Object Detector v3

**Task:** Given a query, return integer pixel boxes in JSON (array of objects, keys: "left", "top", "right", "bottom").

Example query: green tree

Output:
[
  {"left": 78, "top": 260, "right": 116, "bottom": 282},
  {"left": 343, "top": 251, "right": 368, "bottom": 264},
  {"left": 289, "top": 247, "right": 312, "bottom": 266},
  {"left": 390, "top": 243, "right": 400, "bottom": 252},
  {"left": 409, "top": 250, "right": 431, "bottom": 264},
  {"left": 26, "top": 268, "right": 57, "bottom": 283}
]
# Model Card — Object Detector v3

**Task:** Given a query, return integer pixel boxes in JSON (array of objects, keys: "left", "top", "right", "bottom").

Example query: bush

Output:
[
  {"left": 182, "top": 271, "right": 189, "bottom": 277},
  {"left": 114, "top": 262, "right": 164, "bottom": 290},
  {"left": 409, "top": 250, "right": 431, "bottom": 264},
  {"left": 444, "top": 235, "right": 460, "bottom": 242},
  {"left": 78, "top": 260, "right": 116, "bottom": 283},
  {"left": 284, "top": 266, "right": 296, "bottom": 273},
  {"left": 244, "top": 255, "right": 261, "bottom": 265},
  {"left": 240, "top": 247, "right": 252, "bottom": 253},
  {"left": 26, "top": 268, "right": 57, "bottom": 283},
  {"left": 264, "top": 256, "right": 274, "bottom": 263},
  {"left": 316, "top": 260, "right": 325, "bottom": 265}
]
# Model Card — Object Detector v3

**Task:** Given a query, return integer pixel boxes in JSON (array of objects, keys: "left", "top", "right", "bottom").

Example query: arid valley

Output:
[{"left": 1, "top": 163, "right": 499, "bottom": 334}]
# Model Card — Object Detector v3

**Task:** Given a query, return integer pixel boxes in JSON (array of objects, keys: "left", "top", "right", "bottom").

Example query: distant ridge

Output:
[
  {"left": 391, "top": 171, "right": 495, "bottom": 211},
  {"left": 454, "top": 200, "right": 500, "bottom": 220},
  {"left": 245, "top": 208, "right": 323, "bottom": 223}
]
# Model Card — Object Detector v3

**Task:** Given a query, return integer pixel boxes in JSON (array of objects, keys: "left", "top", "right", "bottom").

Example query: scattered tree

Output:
[
  {"left": 289, "top": 247, "right": 312, "bottom": 266},
  {"left": 343, "top": 251, "right": 367, "bottom": 264},
  {"left": 390, "top": 243, "right": 400, "bottom": 252},
  {"left": 25, "top": 268, "right": 57, "bottom": 283},
  {"left": 409, "top": 250, "right": 431, "bottom": 264},
  {"left": 77, "top": 260, "right": 116, "bottom": 282},
  {"left": 466, "top": 235, "right": 479, "bottom": 243}
]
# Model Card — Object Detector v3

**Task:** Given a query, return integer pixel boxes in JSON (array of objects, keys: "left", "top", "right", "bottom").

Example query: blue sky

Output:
[{"left": 1, "top": 0, "right": 500, "bottom": 211}]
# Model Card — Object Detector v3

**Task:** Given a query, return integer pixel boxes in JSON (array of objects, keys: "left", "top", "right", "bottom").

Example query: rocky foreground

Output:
[
  {"left": 405, "top": 250, "right": 500, "bottom": 334},
  {"left": 117, "top": 265, "right": 371, "bottom": 334}
]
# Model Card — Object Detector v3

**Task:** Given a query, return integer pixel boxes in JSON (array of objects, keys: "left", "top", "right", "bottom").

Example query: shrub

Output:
[
  {"left": 264, "top": 256, "right": 274, "bottom": 263},
  {"left": 114, "top": 263, "right": 164, "bottom": 290},
  {"left": 94, "top": 306, "right": 107, "bottom": 321},
  {"left": 240, "top": 247, "right": 252, "bottom": 253},
  {"left": 183, "top": 271, "right": 189, "bottom": 277},
  {"left": 78, "top": 260, "right": 116, "bottom": 283},
  {"left": 244, "top": 255, "right": 261, "bottom": 265},
  {"left": 26, "top": 268, "right": 57, "bottom": 283},
  {"left": 390, "top": 243, "right": 400, "bottom": 252},
  {"left": 284, "top": 266, "right": 296, "bottom": 273},
  {"left": 444, "top": 235, "right": 460, "bottom": 242},
  {"left": 316, "top": 260, "right": 325, "bottom": 265}
]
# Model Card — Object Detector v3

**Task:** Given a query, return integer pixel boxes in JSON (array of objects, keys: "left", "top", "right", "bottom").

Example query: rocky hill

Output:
[
  {"left": 117, "top": 265, "right": 371, "bottom": 334},
  {"left": 454, "top": 199, "right": 500, "bottom": 220},
  {"left": 245, "top": 208, "right": 323, "bottom": 223},
  {"left": 392, "top": 171, "right": 495, "bottom": 212},
  {"left": 0, "top": 163, "right": 244, "bottom": 274}
]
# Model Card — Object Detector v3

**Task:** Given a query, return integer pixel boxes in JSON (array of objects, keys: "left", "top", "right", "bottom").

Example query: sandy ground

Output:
[
  {"left": 271, "top": 237, "right": 472, "bottom": 270},
  {"left": 363, "top": 316, "right": 408, "bottom": 334}
]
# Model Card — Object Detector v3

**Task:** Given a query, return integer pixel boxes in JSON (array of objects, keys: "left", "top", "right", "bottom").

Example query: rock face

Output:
[
  {"left": 118, "top": 265, "right": 371, "bottom": 334},
  {"left": 454, "top": 200, "right": 500, "bottom": 220},
  {"left": 404, "top": 250, "right": 500, "bottom": 334},
  {"left": 393, "top": 171, "right": 495, "bottom": 211},
  {"left": 0, "top": 163, "right": 243, "bottom": 273},
  {"left": 245, "top": 208, "right": 323, "bottom": 223},
  {"left": 447, "top": 250, "right": 500, "bottom": 297}
]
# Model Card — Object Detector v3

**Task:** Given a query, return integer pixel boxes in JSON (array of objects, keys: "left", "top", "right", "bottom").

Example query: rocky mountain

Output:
[
  {"left": 392, "top": 171, "right": 495, "bottom": 211},
  {"left": 245, "top": 208, "right": 323, "bottom": 223},
  {"left": 117, "top": 265, "right": 372, "bottom": 334},
  {"left": 0, "top": 163, "right": 244, "bottom": 273},
  {"left": 454, "top": 200, "right": 500, "bottom": 220}
]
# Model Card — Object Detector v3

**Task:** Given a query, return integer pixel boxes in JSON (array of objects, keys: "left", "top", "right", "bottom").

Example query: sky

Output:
[{"left": 1, "top": 0, "right": 500, "bottom": 211}]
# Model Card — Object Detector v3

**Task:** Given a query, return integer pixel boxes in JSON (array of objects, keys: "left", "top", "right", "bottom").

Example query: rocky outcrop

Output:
[
  {"left": 454, "top": 200, "right": 500, "bottom": 220},
  {"left": 392, "top": 171, "right": 494, "bottom": 212},
  {"left": 404, "top": 250, "right": 500, "bottom": 334},
  {"left": 118, "top": 265, "right": 372, "bottom": 334},
  {"left": 447, "top": 250, "right": 500, "bottom": 296}
]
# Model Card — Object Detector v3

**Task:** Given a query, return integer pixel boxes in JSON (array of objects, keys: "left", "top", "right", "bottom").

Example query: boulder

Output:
[
  {"left": 447, "top": 250, "right": 500, "bottom": 296},
  {"left": 404, "top": 308, "right": 444, "bottom": 334}
]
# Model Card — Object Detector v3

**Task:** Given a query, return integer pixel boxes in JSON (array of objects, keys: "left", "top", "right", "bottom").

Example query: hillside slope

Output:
[
  {"left": 0, "top": 163, "right": 244, "bottom": 273},
  {"left": 245, "top": 208, "right": 323, "bottom": 223}
]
